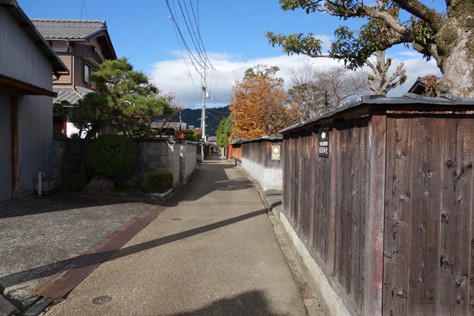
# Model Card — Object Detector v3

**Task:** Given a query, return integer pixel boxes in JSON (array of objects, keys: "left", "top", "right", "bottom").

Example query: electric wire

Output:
[
  {"left": 207, "top": 107, "right": 230, "bottom": 114},
  {"left": 80, "top": 0, "right": 87, "bottom": 19},
  {"left": 165, "top": 0, "right": 214, "bottom": 81},
  {"left": 169, "top": 13, "right": 205, "bottom": 82},
  {"left": 128, "top": 16, "right": 171, "bottom": 60},
  {"left": 178, "top": 0, "right": 206, "bottom": 66},
  {"left": 182, "top": 0, "right": 213, "bottom": 71}
]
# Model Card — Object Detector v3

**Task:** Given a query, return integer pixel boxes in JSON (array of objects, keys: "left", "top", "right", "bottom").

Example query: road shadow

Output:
[
  {"left": 0, "top": 154, "right": 257, "bottom": 310},
  {"left": 168, "top": 156, "right": 254, "bottom": 206},
  {"left": 0, "top": 196, "right": 153, "bottom": 310},
  {"left": 169, "top": 290, "right": 285, "bottom": 316},
  {"left": 0, "top": 194, "right": 154, "bottom": 219},
  {"left": 1, "top": 208, "right": 267, "bottom": 303}
]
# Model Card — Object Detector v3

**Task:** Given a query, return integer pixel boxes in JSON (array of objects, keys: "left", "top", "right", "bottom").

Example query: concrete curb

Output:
[
  {"left": 0, "top": 295, "right": 19, "bottom": 316},
  {"left": 257, "top": 192, "right": 322, "bottom": 316},
  {"left": 276, "top": 211, "right": 352, "bottom": 316}
]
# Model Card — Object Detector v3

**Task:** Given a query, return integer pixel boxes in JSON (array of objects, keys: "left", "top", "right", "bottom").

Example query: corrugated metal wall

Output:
[
  {"left": 0, "top": 93, "right": 12, "bottom": 201},
  {"left": 0, "top": 6, "right": 52, "bottom": 90},
  {"left": 0, "top": 6, "right": 55, "bottom": 196},
  {"left": 19, "top": 95, "right": 53, "bottom": 193}
]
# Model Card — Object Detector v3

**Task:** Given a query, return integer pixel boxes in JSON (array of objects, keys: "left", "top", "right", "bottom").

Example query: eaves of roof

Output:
[
  {"left": 0, "top": 0, "right": 68, "bottom": 73},
  {"left": 54, "top": 86, "right": 95, "bottom": 105},
  {"left": 31, "top": 18, "right": 117, "bottom": 59},
  {"left": 240, "top": 135, "right": 283, "bottom": 144},
  {"left": 281, "top": 94, "right": 474, "bottom": 134},
  {"left": 31, "top": 19, "right": 107, "bottom": 40}
]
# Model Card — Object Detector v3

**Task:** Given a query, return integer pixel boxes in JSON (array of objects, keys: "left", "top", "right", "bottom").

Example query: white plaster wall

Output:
[{"left": 241, "top": 157, "right": 282, "bottom": 191}]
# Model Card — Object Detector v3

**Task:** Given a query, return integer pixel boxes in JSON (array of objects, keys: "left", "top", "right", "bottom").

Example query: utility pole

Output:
[
  {"left": 200, "top": 72, "right": 207, "bottom": 161},
  {"left": 200, "top": 85, "right": 206, "bottom": 142}
]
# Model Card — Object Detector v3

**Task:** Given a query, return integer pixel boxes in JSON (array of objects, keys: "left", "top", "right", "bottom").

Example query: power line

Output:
[
  {"left": 128, "top": 16, "right": 171, "bottom": 60},
  {"left": 165, "top": 0, "right": 216, "bottom": 146},
  {"left": 207, "top": 107, "right": 230, "bottom": 114},
  {"left": 79, "top": 0, "right": 87, "bottom": 19},
  {"left": 165, "top": 0, "right": 214, "bottom": 81}
]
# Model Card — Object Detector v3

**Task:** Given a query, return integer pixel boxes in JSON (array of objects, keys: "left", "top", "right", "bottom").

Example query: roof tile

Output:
[{"left": 31, "top": 19, "right": 106, "bottom": 40}]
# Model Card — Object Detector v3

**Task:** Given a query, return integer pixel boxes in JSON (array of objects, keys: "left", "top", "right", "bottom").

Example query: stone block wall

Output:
[{"left": 54, "top": 139, "right": 197, "bottom": 190}]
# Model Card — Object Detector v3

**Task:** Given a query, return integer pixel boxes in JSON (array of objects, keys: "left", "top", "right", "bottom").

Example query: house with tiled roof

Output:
[
  {"left": 0, "top": 0, "right": 68, "bottom": 202},
  {"left": 31, "top": 18, "right": 117, "bottom": 136}
]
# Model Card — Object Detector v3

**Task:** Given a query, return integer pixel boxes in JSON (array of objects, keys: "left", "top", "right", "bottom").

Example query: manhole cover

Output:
[{"left": 92, "top": 295, "right": 112, "bottom": 305}]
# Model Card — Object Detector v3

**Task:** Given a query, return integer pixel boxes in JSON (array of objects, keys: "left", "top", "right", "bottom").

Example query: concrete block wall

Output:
[
  {"left": 137, "top": 141, "right": 181, "bottom": 187},
  {"left": 54, "top": 139, "right": 197, "bottom": 190},
  {"left": 180, "top": 142, "right": 197, "bottom": 182}
]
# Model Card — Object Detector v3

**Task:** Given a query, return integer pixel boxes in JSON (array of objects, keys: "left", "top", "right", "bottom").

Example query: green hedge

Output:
[
  {"left": 63, "top": 173, "right": 87, "bottom": 192},
  {"left": 86, "top": 135, "right": 136, "bottom": 180},
  {"left": 145, "top": 170, "right": 173, "bottom": 193}
]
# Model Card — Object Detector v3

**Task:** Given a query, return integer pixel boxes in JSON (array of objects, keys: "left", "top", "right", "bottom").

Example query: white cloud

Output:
[
  {"left": 387, "top": 55, "right": 441, "bottom": 96},
  {"left": 149, "top": 51, "right": 442, "bottom": 109}
]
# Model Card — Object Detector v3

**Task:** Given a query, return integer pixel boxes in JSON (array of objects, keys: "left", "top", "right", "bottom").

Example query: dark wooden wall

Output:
[
  {"left": 283, "top": 118, "right": 372, "bottom": 314},
  {"left": 383, "top": 115, "right": 474, "bottom": 315},
  {"left": 282, "top": 113, "right": 474, "bottom": 315},
  {"left": 241, "top": 140, "right": 282, "bottom": 169}
]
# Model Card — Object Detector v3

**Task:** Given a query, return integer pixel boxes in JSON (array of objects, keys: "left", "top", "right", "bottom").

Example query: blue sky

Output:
[{"left": 19, "top": 0, "right": 442, "bottom": 108}]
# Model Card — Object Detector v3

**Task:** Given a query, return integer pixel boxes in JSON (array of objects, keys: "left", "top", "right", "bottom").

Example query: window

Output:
[{"left": 84, "top": 64, "right": 92, "bottom": 84}]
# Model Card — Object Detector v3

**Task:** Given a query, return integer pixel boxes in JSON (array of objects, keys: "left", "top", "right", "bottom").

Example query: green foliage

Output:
[
  {"left": 63, "top": 174, "right": 87, "bottom": 192},
  {"left": 86, "top": 135, "right": 136, "bottom": 179},
  {"left": 53, "top": 131, "right": 68, "bottom": 141},
  {"left": 69, "top": 92, "right": 112, "bottom": 139},
  {"left": 216, "top": 114, "right": 233, "bottom": 148},
  {"left": 266, "top": 32, "right": 323, "bottom": 58},
  {"left": 145, "top": 170, "right": 173, "bottom": 193},
  {"left": 183, "top": 129, "right": 200, "bottom": 141},
  {"left": 69, "top": 58, "right": 175, "bottom": 139},
  {"left": 53, "top": 102, "right": 68, "bottom": 119},
  {"left": 266, "top": 1, "right": 451, "bottom": 71}
]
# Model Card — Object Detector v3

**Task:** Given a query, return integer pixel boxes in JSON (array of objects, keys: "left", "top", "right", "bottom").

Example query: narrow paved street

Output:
[{"left": 44, "top": 156, "right": 307, "bottom": 315}]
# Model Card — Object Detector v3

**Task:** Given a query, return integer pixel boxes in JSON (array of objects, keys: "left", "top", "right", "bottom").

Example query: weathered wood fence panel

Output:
[
  {"left": 334, "top": 118, "right": 370, "bottom": 310},
  {"left": 383, "top": 115, "right": 474, "bottom": 315},
  {"left": 280, "top": 96, "right": 474, "bottom": 315},
  {"left": 284, "top": 118, "right": 372, "bottom": 313}
]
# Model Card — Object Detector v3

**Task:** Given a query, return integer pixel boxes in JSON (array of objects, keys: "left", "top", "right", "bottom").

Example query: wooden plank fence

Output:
[{"left": 280, "top": 95, "right": 474, "bottom": 315}]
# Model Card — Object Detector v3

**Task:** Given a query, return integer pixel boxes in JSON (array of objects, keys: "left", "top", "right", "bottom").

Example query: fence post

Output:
[
  {"left": 364, "top": 113, "right": 386, "bottom": 315},
  {"left": 328, "top": 125, "right": 338, "bottom": 276}
]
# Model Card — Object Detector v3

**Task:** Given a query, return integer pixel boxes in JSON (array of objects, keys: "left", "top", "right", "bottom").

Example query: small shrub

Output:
[
  {"left": 86, "top": 135, "right": 136, "bottom": 180},
  {"left": 63, "top": 173, "right": 87, "bottom": 192},
  {"left": 53, "top": 131, "right": 68, "bottom": 141},
  {"left": 183, "top": 129, "right": 200, "bottom": 141},
  {"left": 145, "top": 170, "right": 173, "bottom": 193}
]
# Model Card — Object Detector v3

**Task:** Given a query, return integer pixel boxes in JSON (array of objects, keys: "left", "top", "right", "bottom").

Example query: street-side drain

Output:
[
  {"left": 92, "top": 295, "right": 112, "bottom": 305},
  {"left": 171, "top": 218, "right": 182, "bottom": 221}
]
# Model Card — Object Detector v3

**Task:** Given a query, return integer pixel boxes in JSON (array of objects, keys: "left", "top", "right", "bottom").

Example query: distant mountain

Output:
[{"left": 177, "top": 106, "right": 230, "bottom": 136}]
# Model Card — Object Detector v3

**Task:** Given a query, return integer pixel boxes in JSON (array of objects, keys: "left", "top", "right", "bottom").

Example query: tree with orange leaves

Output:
[{"left": 229, "top": 65, "right": 288, "bottom": 140}]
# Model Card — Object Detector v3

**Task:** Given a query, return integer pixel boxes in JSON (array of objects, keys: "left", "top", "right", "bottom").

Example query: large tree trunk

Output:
[{"left": 438, "top": 16, "right": 474, "bottom": 97}]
